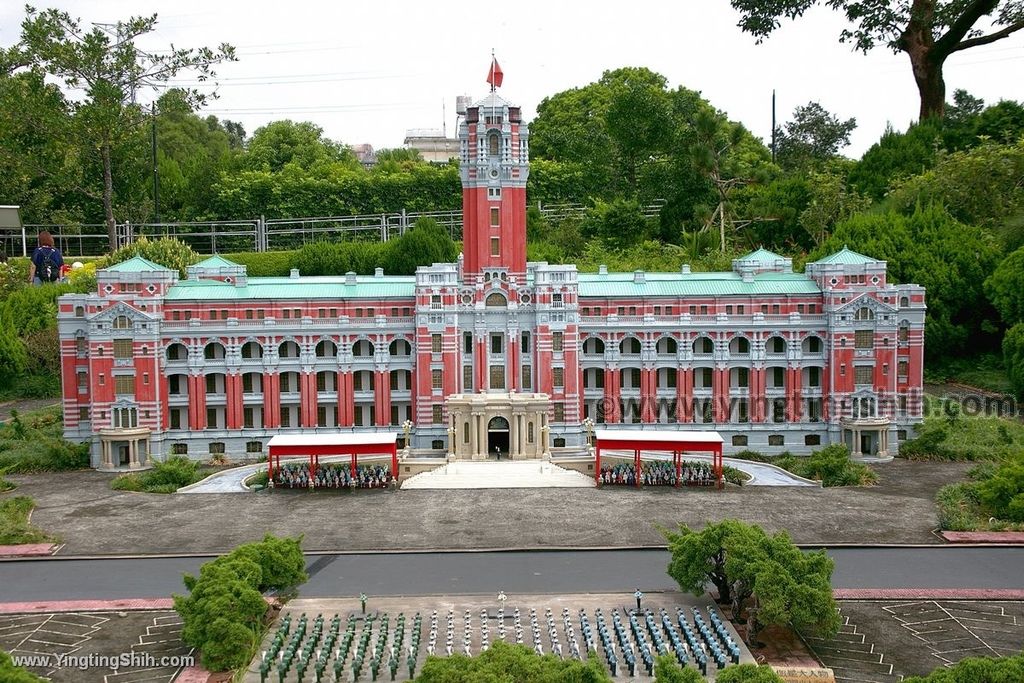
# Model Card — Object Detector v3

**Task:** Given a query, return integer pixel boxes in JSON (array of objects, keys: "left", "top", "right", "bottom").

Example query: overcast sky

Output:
[{"left": 3, "top": 1, "right": 1022, "bottom": 157}]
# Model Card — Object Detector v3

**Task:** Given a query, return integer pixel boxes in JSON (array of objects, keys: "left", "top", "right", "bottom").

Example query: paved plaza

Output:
[
  {"left": 243, "top": 593, "right": 755, "bottom": 682},
  {"left": 4, "top": 459, "right": 971, "bottom": 555},
  {"left": 0, "top": 609, "right": 193, "bottom": 683},
  {"left": 803, "top": 600, "right": 1024, "bottom": 682}
]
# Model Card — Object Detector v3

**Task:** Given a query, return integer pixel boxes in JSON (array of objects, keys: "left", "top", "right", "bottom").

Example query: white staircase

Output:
[{"left": 401, "top": 459, "right": 596, "bottom": 490}]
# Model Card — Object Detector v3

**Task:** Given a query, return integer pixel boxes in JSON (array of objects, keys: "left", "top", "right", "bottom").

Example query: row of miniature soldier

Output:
[
  {"left": 272, "top": 463, "right": 394, "bottom": 489},
  {"left": 598, "top": 461, "right": 715, "bottom": 486}
]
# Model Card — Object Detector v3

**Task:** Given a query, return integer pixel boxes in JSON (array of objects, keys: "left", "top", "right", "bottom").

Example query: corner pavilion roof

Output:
[
  {"left": 809, "top": 246, "right": 880, "bottom": 265},
  {"left": 191, "top": 254, "right": 240, "bottom": 269},
  {"left": 102, "top": 255, "right": 172, "bottom": 273}
]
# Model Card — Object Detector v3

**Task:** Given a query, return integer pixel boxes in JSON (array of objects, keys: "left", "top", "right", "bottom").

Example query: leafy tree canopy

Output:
[
  {"left": 730, "top": 0, "right": 1024, "bottom": 119},
  {"left": 904, "top": 653, "right": 1024, "bottom": 682},
  {"left": 774, "top": 101, "right": 856, "bottom": 171},
  {"left": 241, "top": 120, "right": 356, "bottom": 173},
  {"left": 985, "top": 246, "right": 1024, "bottom": 327},
  {"left": 716, "top": 663, "right": 786, "bottom": 682},
  {"left": 413, "top": 640, "right": 611, "bottom": 682},
  {"left": 1004, "top": 322, "right": 1024, "bottom": 401}
]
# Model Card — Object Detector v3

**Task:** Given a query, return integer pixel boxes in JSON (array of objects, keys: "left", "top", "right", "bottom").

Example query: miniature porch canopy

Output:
[
  {"left": 593, "top": 429, "right": 725, "bottom": 489},
  {"left": 266, "top": 433, "right": 399, "bottom": 482}
]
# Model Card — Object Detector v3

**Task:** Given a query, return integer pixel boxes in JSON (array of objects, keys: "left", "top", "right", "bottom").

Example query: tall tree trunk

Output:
[
  {"left": 101, "top": 142, "right": 116, "bottom": 250},
  {"left": 908, "top": 47, "right": 946, "bottom": 120}
]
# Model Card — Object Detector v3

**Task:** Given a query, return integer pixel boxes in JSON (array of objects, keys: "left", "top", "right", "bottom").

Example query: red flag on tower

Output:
[{"left": 486, "top": 57, "right": 503, "bottom": 90}]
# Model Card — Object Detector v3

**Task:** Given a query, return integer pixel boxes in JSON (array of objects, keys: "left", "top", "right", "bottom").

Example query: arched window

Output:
[
  {"left": 389, "top": 339, "right": 412, "bottom": 356},
  {"left": 241, "top": 341, "right": 263, "bottom": 360},
  {"left": 204, "top": 342, "right": 226, "bottom": 360},
  {"left": 765, "top": 336, "right": 786, "bottom": 355},
  {"left": 352, "top": 339, "right": 374, "bottom": 357},
  {"left": 656, "top": 337, "right": 678, "bottom": 355},
  {"left": 113, "top": 315, "right": 130, "bottom": 329},
  {"left": 620, "top": 337, "right": 641, "bottom": 355},
  {"left": 278, "top": 340, "right": 300, "bottom": 359},
  {"left": 900, "top": 296, "right": 909, "bottom": 308},
  {"left": 485, "top": 292, "right": 506, "bottom": 307},
  {"left": 488, "top": 132, "right": 500, "bottom": 157},
  {"left": 729, "top": 337, "right": 750, "bottom": 355},
  {"left": 75, "top": 306, "right": 85, "bottom": 317},
  {"left": 802, "top": 336, "right": 823, "bottom": 354},
  {"left": 166, "top": 343, "right": 188, "bottom": 362},
  {"left": 315, "top": 340, "right": 337, "bottom": 358},
  {"left": 583, "top": 337, "right": 605, "bottom": 355},
  {"left": 854, "top": 306, "right": 875, "bottom": 321},
  {"left": 693, "top": 337, "right": 714, "bottom": 355}
]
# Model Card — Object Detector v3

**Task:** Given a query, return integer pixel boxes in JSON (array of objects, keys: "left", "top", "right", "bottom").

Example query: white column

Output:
[
  {"left": 511, "top": 413, "right": 519, "bottom": 458},
  {"left": 102, "top": 440, "right": 112, "bottom": 468},
  {"left": 128, "top": 439, "right": 138, "bottom": 467}
]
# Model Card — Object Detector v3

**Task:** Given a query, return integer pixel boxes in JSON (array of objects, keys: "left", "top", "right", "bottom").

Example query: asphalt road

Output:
[{"left": 1, "top": 547, "right": 1022, "bottom": 602}]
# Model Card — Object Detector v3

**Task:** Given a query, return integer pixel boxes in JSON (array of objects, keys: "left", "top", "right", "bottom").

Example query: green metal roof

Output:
[
  {"left": 736, "top": 247, "right": 786, "bottom": 263},
  {"left": 102, "top": 256, "right": 173, "bottom": 273},
  {"left": 577, "top": 271, "right": 820, "bottom": 297},
  {"left": 811, "top": 247, "right": 879, "bottom": 265},
  {"left": 191, "top": 255, "right": 240, "bottom": 269},
  {"left": 165, "top": 276, "right": 417, "bottom": 301}
]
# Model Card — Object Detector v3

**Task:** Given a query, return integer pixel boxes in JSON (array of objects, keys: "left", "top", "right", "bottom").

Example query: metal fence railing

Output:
[{"left": 15, "top": 200, "right": 666, "bottom": 257}]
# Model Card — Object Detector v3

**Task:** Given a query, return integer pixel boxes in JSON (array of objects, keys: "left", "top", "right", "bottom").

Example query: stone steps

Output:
[{"left": 401, "top": 460, "right": 595, "bottom": 489}]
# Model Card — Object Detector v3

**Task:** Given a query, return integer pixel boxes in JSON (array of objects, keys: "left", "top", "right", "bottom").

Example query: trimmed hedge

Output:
[
  {"left": 733, "top": 445, "right": 877, "bottom": 487},
  {"left": 110, "top": 456, "right": 205, "bottom": 494},
  {"left": 174, "top": 535, "right": 307, "bottom": 672}
]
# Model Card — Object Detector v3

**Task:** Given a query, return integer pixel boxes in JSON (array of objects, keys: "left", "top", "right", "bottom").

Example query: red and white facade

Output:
[{"left": 58, "top": 88, "right": 925, "bottom": 469}]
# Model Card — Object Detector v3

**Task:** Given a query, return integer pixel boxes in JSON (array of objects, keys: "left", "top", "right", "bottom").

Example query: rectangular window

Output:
[
  {"left": 245, "top": 310, "right": 254, "bottom": 320},
  {"left": 490, "top": 365, "right": 505, "bottom": 389},
  {"left": 432, "top": 405, "right": 443, "bottom": 424},
  {"left": 551, "top": 332, "right": 563, "bottom": 352},
  {"left": 855, "top": 330, "right": 873, "bottom": 349},
  {"left": 805, "top": 435, "right": 821, "bottom": 446},
  {"left": 490, "top": 207, "right": 500, "bottom": 226},
  {"left": 772, "top": 304, "right": 780, "bottom": 314},
  {"left": 463, "top": 365, "right": 473, "bottom": 391},
  {"left": 490, "top": 237, "right": 500, "bottom": 256},
  {"left": 283, "top": 310, "right": 291, "bottom": 319},
  {"left": 76, "top": 337, "right": 87, "bottom": 355},
  {"left": 797, "top": 304, "right": 805, "bottom": 314},
  {"left": 390, "top": 405, "right": 400, "bottom": 426},
  {"left": 432, "top": 369, "right": 443, "bottom": 390},
  {"left": 772, "top": 366, "right": 785, "bottom": 387},
  {"left": 521, "top": 365, "right": 531, "bottom": 389},
  {"left": 77, "top": 371, "right": 88, "bottom": 389},
  {"left": 431, "top": 334, "right": 442, "bottom": 353},
  {"left": 732, "top": 435, "right": 748, "bottom": 447},
  {"left": 280, "top": 406, "right": 290, "bottom": 427},
  {"left": 316, "top": 373, "right": 327, "bottom": 392},
  {"left": 172, "top": 444, "right": 188, "bottom": 455},
  {"left": 114, "top": 375, "right": 135, "bottom": 395},
  {"left": 700, "top": 305, "right": 708, "bottom": 315},
  {"left": 855, "top": 366, "right": 873, "bottom": 385},
  {"left": 209, "top": 442, "right": 225, "bottom": 455},
  {"left": 113, "top": 339, "right": 132, "bottom": 359},
  {"left": 553, "top": 403, "right": 565, "bottom": 422},
  {"left": 170, "top": 410, "right": 181, "bottom": 430},
  {"left": 808, "top": 367, "right": 821, "bottom": 387},
  {"left": 769, "top": 434, "right": 785, "bottom": 446},
  {"left": 243, "top": 407, "right": 254, "bottom": 428},
  {"left": 898, "top": 360, "right": 909, "bottom": 376},
  {"left": 464, "top": 332, "right": 473, "bottom": 355},
  {"left": 725, "top": 305, "right": 733, "bottom": 315},
  {"left": 553, "top": 367, "right": 564, "bottom": 388},
  {"left": 490, "top": 334, "right": 503, "bottom": 354},
  {"left": 207, "top": 407, "right": 218, "bottom": 429},
  {"left": 521, "top": 332, "right": 530, "bottom": 354},
  {"left": 317, "top": 406, "right": 328, "bottom": 427},
  {"left": 247, "top": 441, "right": 262, "bottom": 454},
  {"left": 78, "top": 407, "right": 90, "bottom": 421}
]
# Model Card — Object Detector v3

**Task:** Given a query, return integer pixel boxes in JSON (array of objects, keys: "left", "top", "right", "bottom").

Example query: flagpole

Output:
[{"left": 490, "top": 48, "right": 496, "bottom": 93}]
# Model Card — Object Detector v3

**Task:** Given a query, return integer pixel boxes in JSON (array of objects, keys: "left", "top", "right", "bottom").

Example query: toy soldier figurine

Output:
[
  {"left": 634, "top": 588, "right": 643, "bottom": 613},
  {"left": 360, "top": 593, "right": 368, "bottom": 615}
]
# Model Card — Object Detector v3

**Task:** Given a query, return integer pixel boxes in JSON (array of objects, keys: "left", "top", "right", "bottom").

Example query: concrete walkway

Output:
[{"left": 401, "top": 459, "right": 595, "bottom": 489}]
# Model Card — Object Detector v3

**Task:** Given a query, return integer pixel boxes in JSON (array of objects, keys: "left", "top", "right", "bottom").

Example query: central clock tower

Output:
[{"left": 458, "top": 89, "right": 529, "bottom": 278}]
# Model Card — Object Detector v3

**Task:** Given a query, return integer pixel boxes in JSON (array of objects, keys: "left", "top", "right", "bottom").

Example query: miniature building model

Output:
[{"left": 58, "top": 82, "right": 925, "bottom": 470}]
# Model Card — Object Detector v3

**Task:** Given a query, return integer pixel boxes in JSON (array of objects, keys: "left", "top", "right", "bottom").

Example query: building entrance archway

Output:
[{"left": 487, "top": 416, "right": 510, "bottom": 458}]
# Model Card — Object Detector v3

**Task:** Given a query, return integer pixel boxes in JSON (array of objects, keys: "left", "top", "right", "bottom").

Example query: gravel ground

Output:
[{"left": 1, "top": 459, "right": 972, "bottom": 555}]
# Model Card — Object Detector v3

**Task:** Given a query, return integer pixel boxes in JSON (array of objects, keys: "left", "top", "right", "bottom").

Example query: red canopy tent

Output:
[
  {"left": 266, "top": 433, "right": 399, "bottom": 484},
  {"left": 594, "top": 429, "right": 725, "bottom": 489}
]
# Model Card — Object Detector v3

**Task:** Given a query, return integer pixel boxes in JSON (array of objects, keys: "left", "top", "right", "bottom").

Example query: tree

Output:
[
  {"left": 904, "top": 654, "right": 1024, "bottom": 682},
  {"left": 414, "top": 640, "right": 611, "bottom": 682},
  {"left": 241, "top": 120, "right": 355, "bottom": 173},
  {"left": 581, "top": 198, "right": 652, "bottom": 249},
  {"left": 716, "top": 664, "right": 786, "bottom": 682},
  {"left": 689, "top": 111, "right": 752, "bottom": 252},
  {"left": 797, "top": 170, "right": 871, "bottom": 247},
  {"left": 731, "top": 0, "right": 1024, "bottom": 120},
  {"left": 664, "top": 519, "right": 769, "bottom": 606},
  {"left": 20, "top": 6, "right": 235, "bottom": 248},
  {"left": 775, "top": 101, "right": 857, "bottom": 171},
  {"left": 1004, "top": 322, "right": 1024, "bottom": 401},
  {"left": 848, "top": 119, "right": 944, "bottom": 200},
  {"left": 985, "top": 246, "right": 1024, "bottom": 327}
]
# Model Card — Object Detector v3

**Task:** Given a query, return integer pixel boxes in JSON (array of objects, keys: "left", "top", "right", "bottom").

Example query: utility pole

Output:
[
  {"left": 771, "top": 90, "right": 776, "bottom": 165},
  {"left": 151, "top": 102, "right": 160, "bottom": 224}
]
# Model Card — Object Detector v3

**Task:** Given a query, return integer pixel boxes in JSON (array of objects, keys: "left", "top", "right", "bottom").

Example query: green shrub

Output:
[
  {"left": 904, "top": 653, "right": 1024, "bottom": 682},
  {"left": 727, "top": 446, "right": 874, "bottom": 486},
  {"left": 0, "top": 478, "right": 15, "bottom": 492},
  {"left": 975, "top": 455, "right": 1024, "bottom": 523},
  {"left": 901, "top": 398, "right": 1024, "bottom": 461},
  {"left": 722, "top": 466, "right": 749, "bottom": 486},
  {"left": 1004, "top": 322, "right": 1024, "bottom": 402},
  {"left": 0, "top": 649, "right": 44, "bottom": 682},
  {"left": 383, "top": 217, "right": 459, "bottom": 274},
  {"left": 110, "top": 475, "right": 144, "bottom": 492},
  {"left": 0, "top": 407, "right": 90, "bottom": 473},
  {"left": 94, "top": 236, "right": 201, "bottom": 278},
  {"left": 221, "top": 250, "right": 293, "bottom": 276},
  {"left": 716, "top": 664, "right": 786, "bottom": 682},
  {"left": 936, "top": 483, "right": 984, "bottom": 532},
  {"left": 0, "top": 496, "right": 52, "bottom": 545},
  {"left": 174, "top": 535, "right": 307, "bottom": 672},
  {"left": 246, "top": 470, "right": 269, "bottom": 488}
]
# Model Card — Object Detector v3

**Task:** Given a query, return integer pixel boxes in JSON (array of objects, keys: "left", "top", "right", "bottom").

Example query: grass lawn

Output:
[
  {"left": 925, "top": 352, "right": 1013, "bottom": 394},
  {"left": 0, "top": 496, "right": 53, "bottom": 545}
]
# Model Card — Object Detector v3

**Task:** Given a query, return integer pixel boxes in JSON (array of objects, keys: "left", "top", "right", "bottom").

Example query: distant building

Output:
[
  {"left": 349, "top": 143, "right": 377, "bottom": 168},
  {"left": 404, "top": 129, "right": 459, "bottom": 163}
]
